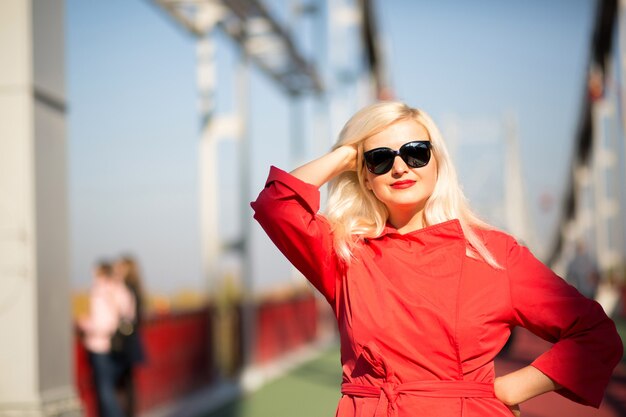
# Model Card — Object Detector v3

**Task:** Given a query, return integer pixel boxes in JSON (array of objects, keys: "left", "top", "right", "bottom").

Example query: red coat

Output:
[{"left": 251, "top": 166, "right": 623, "bottom": 417}]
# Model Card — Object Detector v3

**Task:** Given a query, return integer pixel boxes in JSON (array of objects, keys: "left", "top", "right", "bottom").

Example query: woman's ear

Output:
[{"left": 364, "top": 177, "right": 372, "bottom": 191}]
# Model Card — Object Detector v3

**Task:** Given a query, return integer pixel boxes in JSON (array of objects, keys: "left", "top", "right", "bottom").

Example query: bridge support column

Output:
[{"left": 0, "top": 1, "right": 79, "bottom": 415}]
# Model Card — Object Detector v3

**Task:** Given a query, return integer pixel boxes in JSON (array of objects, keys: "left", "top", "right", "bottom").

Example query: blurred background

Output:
[{"left": 1, "top": 0, "right": 625, "bottom": 416}]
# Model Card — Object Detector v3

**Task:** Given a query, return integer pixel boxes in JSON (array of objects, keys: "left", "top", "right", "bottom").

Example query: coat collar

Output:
[{"left": 375, "top": 218, "right": 465, "bottom": 241}]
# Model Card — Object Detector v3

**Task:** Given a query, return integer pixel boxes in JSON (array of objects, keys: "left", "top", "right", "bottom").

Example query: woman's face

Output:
[
  {"left": 362, "top": 119, "right": 438, "bottom": 221},
  {"left": 114, "top": 261, "right": 128, "bottom": 280}
]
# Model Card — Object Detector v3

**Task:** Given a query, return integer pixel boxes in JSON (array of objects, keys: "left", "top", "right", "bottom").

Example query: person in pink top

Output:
[
  {"left": 251, "top": 101, "right": 623, "bottom": 417},
  {"left": 79, "top": 261, "right": 135, "bottom": 417}
]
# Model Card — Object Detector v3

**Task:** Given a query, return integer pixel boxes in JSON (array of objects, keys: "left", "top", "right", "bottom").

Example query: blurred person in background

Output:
[
  {"left": 113, "top": 254, "right": 147, "bottom": 417},
  {"left": 251, "top": 101, "right": 623, "bottom": 417},
  {"left": 78, "top": 260, "right": 136, "bottom": 417},
  {"left": 566, "top": 241, "right": 600, "bottom": 300}
]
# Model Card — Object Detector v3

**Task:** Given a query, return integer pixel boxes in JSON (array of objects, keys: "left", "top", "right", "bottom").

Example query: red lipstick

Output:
[{"left": 390, "top": 180, "right": 416, "bottom": 189}]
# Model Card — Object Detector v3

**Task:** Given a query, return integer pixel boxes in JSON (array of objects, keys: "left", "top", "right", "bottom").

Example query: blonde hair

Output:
[{"left": 325, "top": 101, "right": 502, "bottom": 269}]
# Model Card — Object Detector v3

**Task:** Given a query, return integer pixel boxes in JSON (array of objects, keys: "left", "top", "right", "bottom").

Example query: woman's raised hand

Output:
[
  {"left": 337, "top": 144, "right": 358, "bottom": 172},
  {"left": 290, "top": 144, "right": 359, "bottom": 188}
]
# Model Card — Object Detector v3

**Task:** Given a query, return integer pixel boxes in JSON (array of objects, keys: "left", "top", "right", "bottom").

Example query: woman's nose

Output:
[{"left": 391, "top": 156, "right": 409, "bottom": 176}]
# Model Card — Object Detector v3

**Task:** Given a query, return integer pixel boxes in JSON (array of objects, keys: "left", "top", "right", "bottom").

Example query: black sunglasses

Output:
[{"left": 363, "top": 141, "right": 432, "bottom": 175}]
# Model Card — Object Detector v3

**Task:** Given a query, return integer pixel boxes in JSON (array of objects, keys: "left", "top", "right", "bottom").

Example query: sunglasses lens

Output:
[
  {"left": 401, "top": 142, "right": 431, "bottom": 168},
  {"left": 365, "top": 149, "right": 396, "bottom": 175}
]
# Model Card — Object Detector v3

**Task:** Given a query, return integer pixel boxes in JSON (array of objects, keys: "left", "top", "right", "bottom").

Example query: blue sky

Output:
[
  {"left": 67, "top": 0, "right": 594, "bottom": 294},
  {"left": 377, "top": 0, "right": 594, "bottom": 248}
]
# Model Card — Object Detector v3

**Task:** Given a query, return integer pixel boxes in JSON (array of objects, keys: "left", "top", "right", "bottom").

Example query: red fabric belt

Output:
[{"left": 341, "top": 381, "right": 495, "bottom": 417}]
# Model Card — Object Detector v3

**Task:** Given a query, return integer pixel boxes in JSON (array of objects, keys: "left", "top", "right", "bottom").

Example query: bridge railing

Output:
[{"left": 73, "top": 291, "right": 324, "bottom": 416}]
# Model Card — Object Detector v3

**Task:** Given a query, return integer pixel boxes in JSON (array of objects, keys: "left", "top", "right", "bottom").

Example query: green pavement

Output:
[{"left": 203, "top": 345, "right": 342, "bottom": 417}]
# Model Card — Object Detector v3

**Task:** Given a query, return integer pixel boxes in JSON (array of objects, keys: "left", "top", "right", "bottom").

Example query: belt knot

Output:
[
  {"left": 380, "top": 382, "right": 398, "bottom": 405},
  {"left": 374, "top": 382, "right": 399, "bottom": 417}
]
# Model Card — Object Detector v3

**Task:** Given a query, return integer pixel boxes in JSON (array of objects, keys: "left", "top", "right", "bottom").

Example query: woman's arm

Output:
[
  {"left": 494, "top": 365, "right": 561, "bottom": 406},
  {"left": 505, "top": 237, "right": 623, "bottom": 408},
  {"left": 250, "top": 145, "right": 357, "bottom": 305},
  {"left": 290, "top": 145, "right": 357, "bottom": 187}
]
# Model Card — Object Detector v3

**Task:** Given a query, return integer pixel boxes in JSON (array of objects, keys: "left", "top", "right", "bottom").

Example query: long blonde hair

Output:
[
  {"left": 117, "top": 254, "right": 145, "bottom": 316},
  {"left": 325, "top": 101, "right": 502, "bottom": 269}
]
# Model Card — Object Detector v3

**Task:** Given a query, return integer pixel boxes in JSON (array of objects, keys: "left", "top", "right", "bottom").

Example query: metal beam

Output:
[{"left": 153, "top": 0, "right": 323, "bottom": 95}]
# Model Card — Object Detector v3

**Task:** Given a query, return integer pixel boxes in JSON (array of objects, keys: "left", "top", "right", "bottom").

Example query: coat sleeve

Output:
[
  {"left": 250, "top": 166, "right": 340, "bottom": 306},
  {"left": 506, "top": 237, "right": 623, "bottom": 408}
]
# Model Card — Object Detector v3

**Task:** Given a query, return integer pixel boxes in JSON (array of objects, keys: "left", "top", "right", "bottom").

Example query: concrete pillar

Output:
[
  {"left": 503, "top": 113, "right": 535, "bottom": 251},
  {"left": 0, "top": 1, "right": 79, "bottom": 415},
  {"left": 197, "top": 34, "right": 220, "bottom": 295}
]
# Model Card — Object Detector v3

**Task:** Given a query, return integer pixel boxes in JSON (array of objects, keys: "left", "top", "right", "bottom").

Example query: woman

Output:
[
  {"left": 251, "top": 101, "right": 623, "bottom": 416},
  {"left": 113, "top": 255, "right": 147, "bottom": 417},
  {"left": 79, "top": 261, "right": 136, "bottom": 417}
]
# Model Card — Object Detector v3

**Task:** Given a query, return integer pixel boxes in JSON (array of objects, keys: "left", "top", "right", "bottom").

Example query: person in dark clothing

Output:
[{"left": 113, "top": 254, "right": 147, "bottom": 417}]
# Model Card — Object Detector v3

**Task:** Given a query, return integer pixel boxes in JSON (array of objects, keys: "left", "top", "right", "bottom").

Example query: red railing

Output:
[
  {"left": 254, "top": 294, "right": 318, "bottom": 364},
  {"left": 74, "top": 293, "right": 320, "bottom": 416},
  {"left": 135, "top": 310, "right": 214, "bottom": 411}
]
